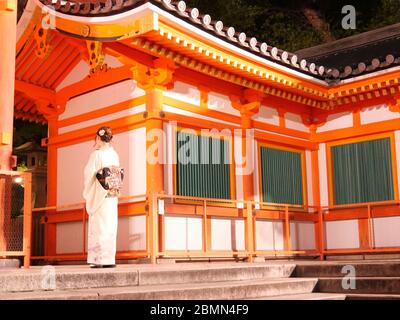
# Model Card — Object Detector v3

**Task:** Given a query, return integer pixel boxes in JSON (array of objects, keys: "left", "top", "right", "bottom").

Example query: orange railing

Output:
[
  {"left": 31, "top": 194, "right": 148, "bottom": 264},
  {"left": 147, "top": 194, "right": 325, "bottom": 263},
  {"left": 320, "top": 200, "right": 400, "bottom": 256},
  {"left": 0, "top": 170, "right": 32, "bottom": 268},
  {"left": 23, "top": 193, "right": 400, "bottom": 267}
]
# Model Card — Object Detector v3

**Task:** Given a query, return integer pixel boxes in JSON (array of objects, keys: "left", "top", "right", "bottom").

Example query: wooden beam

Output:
[
  {"left": 57, "top": 66, "right": 132, "bottom": 101},
  {"left": 14, "top": 80, "right": 56, "bottom": 101}
]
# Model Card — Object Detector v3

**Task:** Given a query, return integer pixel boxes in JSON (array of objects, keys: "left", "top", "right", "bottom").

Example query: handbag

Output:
[{"left": 96, "top": 166, "right": 124, "bottom": 197}]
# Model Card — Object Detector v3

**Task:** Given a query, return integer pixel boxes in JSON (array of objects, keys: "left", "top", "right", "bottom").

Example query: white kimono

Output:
[{"left": 83, "top": 145, "right": 120, "bottom": 265}]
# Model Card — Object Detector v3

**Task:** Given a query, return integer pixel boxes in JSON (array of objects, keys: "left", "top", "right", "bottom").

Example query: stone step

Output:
[
  {"left": 0, "top": 278, "right": 318, "bottom": 300},
  {"left": 252, "top": 293, "right": 346, "bottom": 300},
  {"left": 294, "top": 261, "right": 400, "bottom": 278},
  {"left": 346, "top": 294, "right": 400, "bottom": 300},
  {"left": 317, "top": 277, "right": 400, "bottom": 294},
  {"left": 0, "top": 263, "right": 296, "bottom": 293}
]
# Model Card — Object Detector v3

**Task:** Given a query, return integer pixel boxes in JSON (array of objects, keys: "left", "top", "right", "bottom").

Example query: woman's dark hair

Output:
[{"left": 96, "top": 126, "right": 113, "bottom": 143}]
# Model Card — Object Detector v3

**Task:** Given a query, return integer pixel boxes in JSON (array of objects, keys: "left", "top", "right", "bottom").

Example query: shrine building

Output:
[{"left": 2, "top": 0, "right": 400, "bottom": 264}]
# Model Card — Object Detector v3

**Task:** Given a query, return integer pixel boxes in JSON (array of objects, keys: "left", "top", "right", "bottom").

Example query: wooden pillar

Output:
[
  {"left": 133, "top": 59, "right": 174, "bottom": 263},
  {"left": 240, "top": 107, "right": 258, "bottom": 262},
  {"left": 23, "top": 172, "right": 32, "bottom": 268},
  {"left": 240, "top": 113, "right": 255, "bottom": 202},
  {"left": 45, "top": 115, "right": 58, "bottom": 257},
  {"left": 145, "top": 85, "right": 165, "bottom": 263},
  {"left": 311, "top": 125, "right": 324, "bottom": 260},
  {"left": 145, "top": 86, "right": 165, "bottom": 195},
  {"left": 0, "top": 0, "right": 17, "bottom": 170},
  {"left": 0, "top": 0, "right": 17, "bottom": 255}
]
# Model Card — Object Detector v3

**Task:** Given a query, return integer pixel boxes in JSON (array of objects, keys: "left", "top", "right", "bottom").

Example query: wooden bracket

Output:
[
  {"left": 132, "top": 58, "right": 176, "bottom": 90},
  {"left": 387, "top": 96, "right": 400, "bottom": 112},
  {"left": 86, "top": 40, "right": 106, "bottom": 73},
  {"left": 34, "top": 23, "right": 51, "bottom": 59}
]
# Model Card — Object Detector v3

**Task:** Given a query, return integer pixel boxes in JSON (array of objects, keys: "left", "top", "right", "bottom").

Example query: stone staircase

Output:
[
  {"left": 294, "top": 260, "right": 400, "bottom": 300},
  {"left": 0, "top": 262, "right": 342, "bottom": 300},
  {"left": 1, "top": 260, "right": 400, "bottom": 300}
]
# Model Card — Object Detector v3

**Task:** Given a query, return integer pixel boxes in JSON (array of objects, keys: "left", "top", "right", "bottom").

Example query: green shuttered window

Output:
[
  {"left": 331, "top": 137, "right": 395, "bottom": 205},
  {"left": 176, "top": 132, "right": 231, "bottom": 199},
  {"left": 260, "top": 146, "right": 304, "bottom": 205}
]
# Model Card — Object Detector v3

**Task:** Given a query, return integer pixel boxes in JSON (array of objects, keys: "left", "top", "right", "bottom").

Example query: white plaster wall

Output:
[
  {"left": 114, "top": 128, "right": 147, "bottom": 197},
  {"left": 58, "top": 104, "right": 146, "bottom": 134},
  {"left": 361, "top": 104, "right": 400, "bottom": 125},
  {"left": 56, "top": 221, "right": 85, "bottom": 254},
  {"left": 325, "top": 220, "right": 360, "bottom": 249},
  {"left": 117, "top": 215, "right": 146, "bottom": 251},
  {"left": 317, "top": 112, "right": 353, "bottom": 133},
  {"left": 104, "top": 55, "right": 125, "bottom": 68},
  {"left": 208, "top": 92, "right": 240, "bottom": 116},
  {"left": 56, "top": 55, "right": 124, "bottom": 92},
  {"left": 255, "top": 220, "right": 284, "bottom": 251},
  {"left": 56, "top": 215, "right": 146, "bottom": 254},
  {"left": 305, "top": 150, "right": 314, "bottom": 207},
  {"left": 164, "top": 216, "right": 203, "bottom": 251},
  {"left": 252, "top": 106, "right": 279, "bottom": 126},
  {"left": 211, "top": 218, "right": 245, "bottom": 251},
  {"left": 285, "top": 113, "right": 309, "bottom": 133},
  {"left": 164, "top": 81, "right": 201, "bottom": 106},
  {"left": 57, "top": 141, "right": 92, "bottom": 206},
  {"left": 372, "top": 216, "right": 400, "bottom": 248},
  {"left": 60, "top": 80, "right": 145, "bottom": 120},
  {"left": 255, "top": 128, "right": 310, "bottom": 141},
  {"left": 290, "top": 222, "right": 315, "bottom": 250},
  {"left": 318, "top": 143, "right": 329, "bottom": 207},
  {"left": 163, "top": 104, "right": 240, "bottom": 126},
  {"left": 57, "top": 128, "right": 147, "bottom": 206}
]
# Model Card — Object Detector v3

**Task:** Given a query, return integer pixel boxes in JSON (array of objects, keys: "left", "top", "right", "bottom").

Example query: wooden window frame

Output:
[
  {"left": 173, "top": 126, "right": 236, "bottom": 205},
  {"left": 326, "top": 132, "right": 399, "bottom": 206},
  {"left": 257, "top": 142, "right": 308, "bottom": 210}
]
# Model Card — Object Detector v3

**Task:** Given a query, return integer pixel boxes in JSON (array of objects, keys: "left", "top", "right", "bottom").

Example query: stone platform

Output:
[{"left": 0, "top": 259, "right": 400, "bottom": 300}]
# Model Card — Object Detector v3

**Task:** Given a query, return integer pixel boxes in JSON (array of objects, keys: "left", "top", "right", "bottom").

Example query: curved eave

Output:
[{"left": 35, "top": 1, "right": 329, "bottom": 87}]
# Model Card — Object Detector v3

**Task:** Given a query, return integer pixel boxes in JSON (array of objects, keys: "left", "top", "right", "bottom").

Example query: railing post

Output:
[
  {"left": 23, "top": 172, "right": 32, "bottom": 268},
  {"left": 202, "top": 200, "right": 209, "bottom": 254},
  {"left": 367, "top": 204, "right": 374, "bottom": 249},
  {"left": 318, "top": 208, "right": 325, "bottom": 261},
  {"left": 284, "top": 206, "right": 291, "bottom": 252},
  {"left": 148, "top": 193, "right": 159, "bottom": 264},
  {"left": 244, "top": 201, "right": 254, "bottom": 262},
  {"left": 82, "top": 205, "right": 86, "bottom": 257}
]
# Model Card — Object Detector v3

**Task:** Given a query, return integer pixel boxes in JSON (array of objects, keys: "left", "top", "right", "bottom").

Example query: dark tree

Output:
[{"left": 186, "top": 0, "right": 400, "bottom": 51}]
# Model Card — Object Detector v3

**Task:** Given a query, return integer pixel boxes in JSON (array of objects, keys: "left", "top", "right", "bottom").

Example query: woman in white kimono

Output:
[{"left": 83, "top": 126, "right": 120, "bottom": 268}]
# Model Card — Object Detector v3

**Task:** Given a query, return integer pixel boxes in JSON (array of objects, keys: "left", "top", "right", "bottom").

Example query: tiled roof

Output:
[
  {"left": 297, "top": 23, "right": 400, "bottom": 82},
  {"left": 39, "top": 0, "right": 329, "bottom": 80},
  {"left": 39, "top": 0, "right": 400, "bottom": 83}
]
